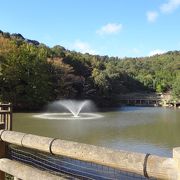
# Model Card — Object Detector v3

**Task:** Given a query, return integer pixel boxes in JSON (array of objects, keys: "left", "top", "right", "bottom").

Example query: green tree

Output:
[
  {"left": 0, "top": 42, "right": 53, "bottom": 109},
  {"left": 172, "top": 74, "right": 180, "bottom": 100}
]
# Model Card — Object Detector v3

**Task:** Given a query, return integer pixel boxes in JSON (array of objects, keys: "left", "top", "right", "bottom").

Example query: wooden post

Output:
[
  {"left": 0, "top": 140, "right": 6, "bottom": 180},
  {"left": 8, "top": 103, "right": 12, "bottom": 130},
  {"left": 135, "top": 100, "right": 137, "bottom": 105},
  {"left": 0, "top": 102, "right": 2, "bottom": 123}
]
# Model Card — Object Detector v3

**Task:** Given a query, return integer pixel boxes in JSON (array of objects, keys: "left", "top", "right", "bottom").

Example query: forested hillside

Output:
[{"left": 0, "top": 31, "right": 179, "bottom": 110}]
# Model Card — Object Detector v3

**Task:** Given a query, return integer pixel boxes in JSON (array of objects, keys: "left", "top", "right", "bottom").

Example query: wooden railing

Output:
[
  {"left": 0, "top": 130, "right": 180, "bottom": 180},
  {"left": 119, "top": 98, "right": 161, "bottom": 106},
  {"left": 118, "top": 94, "right": 162, "bottom": 106},
  {"left": 0, "top": 103, "right": 12, "bottom": 130}
]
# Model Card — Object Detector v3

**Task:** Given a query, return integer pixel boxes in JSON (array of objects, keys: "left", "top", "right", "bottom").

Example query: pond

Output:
[{"left": 13, "top": 106, "right": 180, "bottom": 157}]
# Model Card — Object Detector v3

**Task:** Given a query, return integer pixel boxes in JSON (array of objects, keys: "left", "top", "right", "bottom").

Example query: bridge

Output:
[
  {"left": 118, "top": 93, "right": 161, "bottom": 106},
  {"left": 118, "top": 93, "right": 179, "bottom": 107}
]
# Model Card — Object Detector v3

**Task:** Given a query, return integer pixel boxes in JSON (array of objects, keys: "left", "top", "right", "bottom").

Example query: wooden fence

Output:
[
  {"left": 0, "top": 103, "right": 12, "bottom": 130},
  {"left": 118, "top": 94, "right": 162, "bottom": 106}
]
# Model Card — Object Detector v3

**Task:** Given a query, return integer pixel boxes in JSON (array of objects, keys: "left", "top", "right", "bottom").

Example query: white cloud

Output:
[
  {"left": 146, "top": 11, "right": 158, "bottom": 22},
  {"left": 96, "top": 23, "right": 122, "bottom": 35},
  {"left": 160, "top": 0, "right": 180, "bottom": 13},
  {"left": 148, "top": 49, "right": 166, "bottom": 56},
  {"left": 146, "top": 0, "right": 180, "bottom": 22},
  {"left": 72, "top": 40, "right": 96, "bottom": 54}
]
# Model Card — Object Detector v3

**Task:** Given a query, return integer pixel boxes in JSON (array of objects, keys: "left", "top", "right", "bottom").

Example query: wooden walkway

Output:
[
  {"left": 118, "top": 93, "right": 179, "bottom": 107},
  {"left": 118, "top": 95, "right": 162, "bottom": 106}
]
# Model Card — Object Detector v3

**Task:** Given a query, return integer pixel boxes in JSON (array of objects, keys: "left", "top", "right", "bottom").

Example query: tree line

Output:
[{"left": 0, "top": 31, "right": 179, "bottom": 110}]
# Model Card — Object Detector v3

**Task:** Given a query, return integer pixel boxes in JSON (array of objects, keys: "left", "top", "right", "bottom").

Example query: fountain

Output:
[
  {"left": 58, "top": 100, "right": 89, "bottom": 117},
  {"left": 34, "top": 100, "right": 103, "bottom": 120}
]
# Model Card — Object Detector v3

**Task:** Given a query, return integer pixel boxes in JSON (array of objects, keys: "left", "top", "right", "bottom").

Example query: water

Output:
[{"left": 13, "top": 106, "right": 180, "bottom": 157}]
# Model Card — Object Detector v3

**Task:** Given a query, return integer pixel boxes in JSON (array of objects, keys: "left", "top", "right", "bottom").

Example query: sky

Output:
[{"left": 1, "top": 0, "right": 180, "bottom": 57}]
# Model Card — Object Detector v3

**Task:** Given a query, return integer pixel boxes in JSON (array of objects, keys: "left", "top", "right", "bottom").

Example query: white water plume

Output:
[{"left": 35, "top": 100, "right": 103, "bottom": 120}]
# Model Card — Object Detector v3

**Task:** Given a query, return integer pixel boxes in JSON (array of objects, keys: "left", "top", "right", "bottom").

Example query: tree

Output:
[
  {"left": 0, "top": 41, "right": 53, "bottom": 110},
  {"left": 172, "top": 74, "right": 180, "bottom": 100}
]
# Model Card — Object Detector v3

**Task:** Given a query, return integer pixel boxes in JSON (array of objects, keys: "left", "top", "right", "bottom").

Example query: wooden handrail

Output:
[
  {"left": 0, "top": 104, "right": 12, "bottom": 107},
  {"left": 0, "top": 102, "right": 12, "bottom": 130}
]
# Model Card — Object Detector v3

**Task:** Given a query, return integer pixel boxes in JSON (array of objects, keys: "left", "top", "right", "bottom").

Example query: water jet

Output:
[{"left": 34, "top": 100, "right": 103, "bottom": 120}]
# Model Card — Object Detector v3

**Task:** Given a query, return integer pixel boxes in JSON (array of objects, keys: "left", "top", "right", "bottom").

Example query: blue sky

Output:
[{"left": 1, "top": 0, "right": 180, "bottom": 57}]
